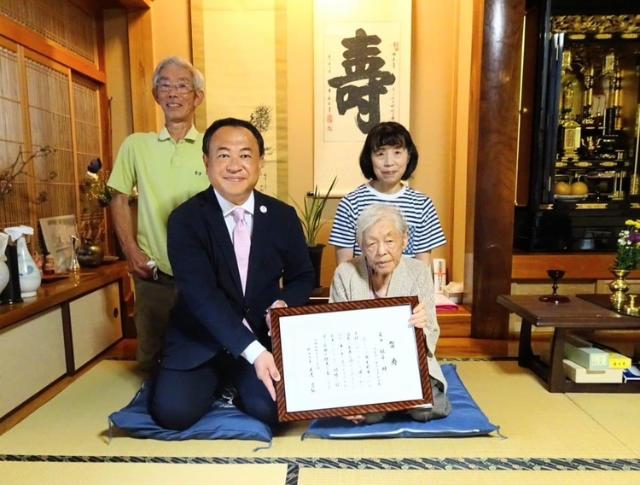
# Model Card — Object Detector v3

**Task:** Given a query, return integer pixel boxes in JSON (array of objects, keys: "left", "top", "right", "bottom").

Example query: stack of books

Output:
[
  {"left": 562, "top": 335, "right": 633, "bottom": 384},
  {"left": 623, "top": 366, "right": 640, "bottom": 383}
]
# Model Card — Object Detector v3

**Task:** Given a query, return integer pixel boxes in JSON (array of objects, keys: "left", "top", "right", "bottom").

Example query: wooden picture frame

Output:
[
  {"left": 270, "top": 296, "right": 432, "bottom": 423},
  {"left": 39, "top": 214, "right": 78, "bottom": 273}
]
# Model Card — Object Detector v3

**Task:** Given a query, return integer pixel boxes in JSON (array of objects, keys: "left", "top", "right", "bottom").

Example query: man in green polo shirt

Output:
[{"left": 108, "top": 56, "right": 210, "bottom": 370}]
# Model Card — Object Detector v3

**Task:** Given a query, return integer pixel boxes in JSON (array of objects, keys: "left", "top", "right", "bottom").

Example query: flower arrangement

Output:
[
  {"left": 78, "top": 219, "right": 104, "bottom": 245},
  {"left": 80, "top": 158, "right": 112, "bottom": 207},
  {"left": 613, "top": 219, "right": 640, "bottom": 270},
  {"left": 0, "top": 146, "right": 56, "bottom": 200}
]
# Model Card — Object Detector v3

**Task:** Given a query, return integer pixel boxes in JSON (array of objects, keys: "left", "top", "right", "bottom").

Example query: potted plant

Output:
[{"left": 293, "top": 177, "right": 336, "bottom": 288}]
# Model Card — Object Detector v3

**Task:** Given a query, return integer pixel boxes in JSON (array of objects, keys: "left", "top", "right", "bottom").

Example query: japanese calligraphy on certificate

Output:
[
  {"left": 270, "top": 298, "right": 432, "bottom": 422},
  {"left": 313, "top": 0, "right": 412, "bottom": 195}
]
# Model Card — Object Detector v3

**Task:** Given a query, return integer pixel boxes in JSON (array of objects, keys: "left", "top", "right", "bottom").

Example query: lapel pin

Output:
[{"left": 260, "top": 205, "right": 267, "bottom": 213}]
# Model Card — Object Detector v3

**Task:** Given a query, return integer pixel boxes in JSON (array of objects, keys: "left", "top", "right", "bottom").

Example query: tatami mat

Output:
[
  {"left": 297, "top": 469, "right": 640, "bottom": 484},
  {"left": 567, "top": 393, "right": 640, "bottom": 456},
  {"left": 0, "top": 462, "right": 287, "bottom": 485},
  {"left": 1, "top": 359, "right": 639, "bottom": 484}
]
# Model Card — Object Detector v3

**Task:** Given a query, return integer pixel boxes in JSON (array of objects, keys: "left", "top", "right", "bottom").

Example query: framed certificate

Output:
[{"left": 270, "top": 297, "right": 432, "bottom": 422}]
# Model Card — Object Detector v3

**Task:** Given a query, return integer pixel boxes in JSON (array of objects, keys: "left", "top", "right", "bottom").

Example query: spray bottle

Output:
[{"left": 4, "top": 225, "right": 42, "bottom": 298}]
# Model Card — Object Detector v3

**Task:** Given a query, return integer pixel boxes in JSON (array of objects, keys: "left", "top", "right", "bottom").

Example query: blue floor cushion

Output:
[
  {"left": 108, "top": 382, "right": 272, "bottom": 442},
  {"left": 304, "top": 364, "right": 499, "bottom": 439}
]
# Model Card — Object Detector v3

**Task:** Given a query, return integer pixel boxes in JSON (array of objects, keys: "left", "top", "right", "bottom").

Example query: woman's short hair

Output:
[
  {"left": 152, "top": 56, "right": 205, "bottom": 92},
  {"left": 359, "top": 122, "right": 419, "bottom": 180},
  {"left": 356, "top": 204, "right": 408, "bottom": 249}
]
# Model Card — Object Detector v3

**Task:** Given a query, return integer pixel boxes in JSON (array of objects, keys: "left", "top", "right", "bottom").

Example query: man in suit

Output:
[{"left": 150, "top": 118, "right": 314, "bottom": 430}]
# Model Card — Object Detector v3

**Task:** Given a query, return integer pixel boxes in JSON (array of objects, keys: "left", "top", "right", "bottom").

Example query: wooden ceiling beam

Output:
[
  {"left": 0, "top": 15, "right": 106, "bottom": 83},
  {"left": 106, "top": 0, "right": 152, "bottom": 10}
]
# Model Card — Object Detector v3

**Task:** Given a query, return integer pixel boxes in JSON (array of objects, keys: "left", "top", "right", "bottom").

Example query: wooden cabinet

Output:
[
  {"left": 69, "top": 282, "right": 122, "bottom": 370},
  {"left": 0, "top": 263, "right": 127, "bottom": 419},
  {"left": 0, "top": 308, "right": 67, "bottom": 417}
]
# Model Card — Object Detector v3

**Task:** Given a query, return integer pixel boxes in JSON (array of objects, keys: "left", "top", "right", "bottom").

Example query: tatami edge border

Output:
[{"left": 1, "top": 455, "right": 639, "bottom": 471}]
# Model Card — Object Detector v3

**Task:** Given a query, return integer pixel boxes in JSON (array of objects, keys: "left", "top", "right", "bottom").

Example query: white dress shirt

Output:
[{"left": 213, "top": 189, "right": 265, "bottom": 364}]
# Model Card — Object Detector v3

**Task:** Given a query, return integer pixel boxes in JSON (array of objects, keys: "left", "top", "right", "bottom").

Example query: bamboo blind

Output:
[
  {"left": 0, "top": 1, "right": 107, "bottom": 256},
  {"left": 0, "top": 45, "right": 28, "bottom": 229},
  {"left": 73, "top": 74, "right": 105, "bottom": 245},
  {"left": 26, "top": 57, "right": 76, "bottom": 224},
  {"left": 0, "top": 38, "right": 107, "bottom": 258},
  {"left": 0, "top": 0, "right": 97, "bottom": 64}
]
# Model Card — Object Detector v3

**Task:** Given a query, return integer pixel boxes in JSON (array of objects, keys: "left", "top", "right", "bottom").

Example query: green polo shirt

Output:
[{"left": 108, "top": 126, "right": 210, "bottom": 275}]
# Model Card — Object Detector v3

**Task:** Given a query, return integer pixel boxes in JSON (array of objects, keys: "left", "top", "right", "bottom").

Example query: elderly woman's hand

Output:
[
  {"left": 343, "top": 414, "right": 366, "bottom": 424},
  {"left": 409, "top": 302, "right": 427, "bottom": 329}
]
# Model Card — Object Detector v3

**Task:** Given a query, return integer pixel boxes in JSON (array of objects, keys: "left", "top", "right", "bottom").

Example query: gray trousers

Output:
[
  {"left": 364, "top": 377, "right": 452, "bottom": 424},
  {"left": 133, "top": 274, "right": 176, "bottom": 370}
]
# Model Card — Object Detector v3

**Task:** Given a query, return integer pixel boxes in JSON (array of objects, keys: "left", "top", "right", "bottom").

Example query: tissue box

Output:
[
  {"left": 564, "top": 343, "right": 609, "bottom": 370},
  {"left": 444, "top": 290, "right": 462, "bottom": 304}
]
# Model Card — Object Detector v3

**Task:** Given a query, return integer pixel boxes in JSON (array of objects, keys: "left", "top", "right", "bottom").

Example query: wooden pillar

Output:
[
  {"left": 470, "top": 0, "right": 525, "bottom": 338},
  {"left": 127, "top": 7, "right": 157, "bottom": 132}
]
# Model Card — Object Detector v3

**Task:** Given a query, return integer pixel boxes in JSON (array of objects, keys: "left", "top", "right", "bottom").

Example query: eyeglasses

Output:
[{"left": 156, "top": 82, "right": 194, "bottom": 94}]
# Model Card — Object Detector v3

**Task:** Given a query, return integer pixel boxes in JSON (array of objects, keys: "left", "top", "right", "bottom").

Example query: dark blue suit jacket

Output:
[{"left": 162, "top": 187, "right": 315, "bottom": 370}]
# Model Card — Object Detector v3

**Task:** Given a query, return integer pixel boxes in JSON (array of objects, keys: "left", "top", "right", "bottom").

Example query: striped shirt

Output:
[{"left": 329, "top": 183, "right": 446, "bottom": 257}]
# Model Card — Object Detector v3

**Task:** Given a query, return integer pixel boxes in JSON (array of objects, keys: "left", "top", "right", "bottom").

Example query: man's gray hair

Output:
[
  {"left": 152, "top": 56, "right": 205, "bottom": 92},
  {"left": 356, "top": 204, "right": 408, "bottom": 248}
]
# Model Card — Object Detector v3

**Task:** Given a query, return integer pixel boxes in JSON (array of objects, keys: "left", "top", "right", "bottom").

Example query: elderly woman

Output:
[{"left": 330, "top": 204, "right": 450, "bottom": 424}]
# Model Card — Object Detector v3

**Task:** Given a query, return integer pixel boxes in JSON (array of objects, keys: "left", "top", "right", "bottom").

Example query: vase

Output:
[
  {"left": 307, "top": 244, "right": 325, "bottom": 289},
  {"left": 77, "top": 240, "right": 104, "bottom": 267},
  {"left": 0, "top": 233, "right": 8, "bottom": 295},
  {"left": 16, "top": 235, "right": 42, "bottom": 298},
  {"left": 609, "top": 269, "right": 631, "bottom": 311},
  {"left": 0, "top": 243, "right": 23, "bottom": 305},
  {"left": 0, "top": 260, "right": 9, "bottom": 295}
]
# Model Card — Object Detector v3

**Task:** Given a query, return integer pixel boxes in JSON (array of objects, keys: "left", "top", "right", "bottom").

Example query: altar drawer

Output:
[
  {"left": 69, "top": 282, "right": 122, "bottom": 369},
  {"left": 0, "top": 308, "right": 66, "bottom": 418}
]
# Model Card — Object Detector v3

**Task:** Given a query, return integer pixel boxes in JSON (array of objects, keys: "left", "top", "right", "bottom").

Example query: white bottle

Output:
[
  {"left": 0, "top": 232, "right": 9, "bottom": 295},
  {"left": 4, "top": 225, "right": 41, "bottom": 298}
]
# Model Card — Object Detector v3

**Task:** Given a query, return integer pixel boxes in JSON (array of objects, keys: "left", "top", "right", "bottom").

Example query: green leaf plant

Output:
[{"left": 292, "top": 177, "right": 337, "bottom": 247}]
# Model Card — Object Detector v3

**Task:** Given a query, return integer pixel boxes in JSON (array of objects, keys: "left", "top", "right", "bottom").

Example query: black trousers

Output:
[{"left": 150, "top": 352, "right": 278, "bottom": 431}]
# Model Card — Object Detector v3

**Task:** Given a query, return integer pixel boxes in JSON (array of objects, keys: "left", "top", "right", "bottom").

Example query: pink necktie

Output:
[{"left": 232, "top": 208, "right": 250, "bottom": 294}]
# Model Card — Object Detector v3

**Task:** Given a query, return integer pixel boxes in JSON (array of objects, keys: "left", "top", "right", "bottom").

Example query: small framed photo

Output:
[
  {"left": 270, "top": 297, "right": 432, "bottom": 422},
  {"left": 39, "top": 215, "right": 77, "bottom": 273}
]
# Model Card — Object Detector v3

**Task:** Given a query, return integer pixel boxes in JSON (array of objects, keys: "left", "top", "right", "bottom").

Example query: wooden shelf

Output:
[
  {"left": 512, "top": 253, "right": 640, "bottom": 281},
  {"left": 0, "top": 261, "right": 127, "bottom": 331}
]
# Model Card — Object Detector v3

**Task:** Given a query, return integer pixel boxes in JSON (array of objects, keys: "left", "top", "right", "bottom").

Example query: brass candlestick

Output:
[{"left": 631, "top": 108, "right": 640, "bottom": 195}]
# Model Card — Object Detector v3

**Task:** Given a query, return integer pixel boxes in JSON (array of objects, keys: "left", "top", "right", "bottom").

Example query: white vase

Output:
[
  {"left": 0, "top": 260, "right": 9, "bottom": 295},
  {"left": 16, "top": 236, "right": 41, "bottom": 298}
]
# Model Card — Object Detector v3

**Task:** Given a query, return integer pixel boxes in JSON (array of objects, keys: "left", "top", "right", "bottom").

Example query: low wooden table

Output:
[{"left": 497, "top": 294, "right": 640, "bottom": 393}]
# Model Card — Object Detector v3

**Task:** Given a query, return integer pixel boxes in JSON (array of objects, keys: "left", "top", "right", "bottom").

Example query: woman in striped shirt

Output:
[{"left": 329, "top": 121, "right": 446, "bottom": 267}]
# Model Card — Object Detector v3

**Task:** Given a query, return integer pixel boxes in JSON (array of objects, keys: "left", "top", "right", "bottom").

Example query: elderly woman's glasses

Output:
[{"left": 156, "top": 82, "right": 194, "bottom": 94}]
